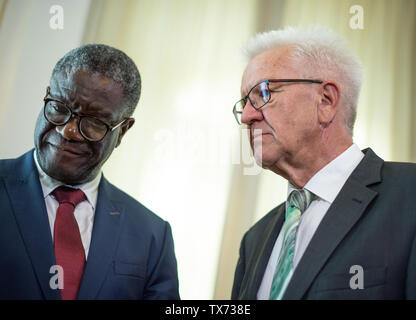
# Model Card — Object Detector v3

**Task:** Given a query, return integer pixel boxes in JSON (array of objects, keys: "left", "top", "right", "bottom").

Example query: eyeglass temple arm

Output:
[
  {"left": 268, "top": 79, "right": 323, "bottom": 84},
  {"left": 109, "top": 118, "right": 131, "bottom": 131}
]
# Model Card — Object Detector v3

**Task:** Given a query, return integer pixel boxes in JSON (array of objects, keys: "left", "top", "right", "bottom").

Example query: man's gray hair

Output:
[
  {"left": 244, "top": 25, "right": 363, "bottom": 135},
  {"left": 51, "top": 44, "right": 141, "bottom": 117}
]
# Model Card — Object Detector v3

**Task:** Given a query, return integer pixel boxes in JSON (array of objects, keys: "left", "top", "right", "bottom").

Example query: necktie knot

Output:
[
  {"left": 287, "top": 188, "right": 315, "bottom": 218},
  {"left": 52, "top": 186, "right": 86, "bottom": 208}
]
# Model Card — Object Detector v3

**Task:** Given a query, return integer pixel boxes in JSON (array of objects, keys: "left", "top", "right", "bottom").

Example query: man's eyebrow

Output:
[
  {"left": 48, "top": 94, "right": 67, "bottom": 102},
  {"left": 269, "top": 82, "right": 286, "bottom": 90},
  {"left": 49, "top": 96, "right": 114, "bottom": 120},
  {"left": 52, "top": 87, "right": 72, "bottom": 99},
  {"left": 80, "top": 104, "right": 114, "bottom": 119},
  {"left": 47, "top": 88, "right": 69, "bottom": 101},
  {"left": 241, "top": 83, "right": 257, "bottom": 96}
]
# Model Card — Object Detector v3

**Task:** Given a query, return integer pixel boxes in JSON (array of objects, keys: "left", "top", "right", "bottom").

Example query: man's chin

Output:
[
  {"left": 38, "top": 158, "right": 92, "bottom": 185},
  {"left": 46, "top": 167, "right": 90, "bottom": 185},
  {"left": 254, "top": 149, "right": 280, "bottom": 169},
  {"left": 37, "top": 149, "right": 91, "bottom": 183}
]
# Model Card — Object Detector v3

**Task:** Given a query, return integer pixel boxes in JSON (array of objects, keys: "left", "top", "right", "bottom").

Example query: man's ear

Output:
[
  {"left": 116, "top": 118, "right": 135, "bottom": 148},
  {"left": 318, "top": 81, "right": 340, "bottom": 127}
]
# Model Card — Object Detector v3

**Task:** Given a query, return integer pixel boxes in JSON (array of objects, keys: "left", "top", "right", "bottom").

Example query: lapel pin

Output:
[{"left": 110, "top": 211, "right": 120, "bottom": 215}]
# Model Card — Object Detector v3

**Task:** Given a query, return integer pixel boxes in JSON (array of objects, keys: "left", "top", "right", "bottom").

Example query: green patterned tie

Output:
[{"left": 269, "top": 188, "right": 315, "bottom": 300}]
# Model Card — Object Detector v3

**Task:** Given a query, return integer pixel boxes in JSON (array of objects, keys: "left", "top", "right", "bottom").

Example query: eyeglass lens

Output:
[
  {"left": 249, "top": 81, "right": 269, "bottom": 108},
  {"left": 44, "top": 100, "right": 108, "bottom": 141},
  {"left": 233, "top": 81, "right": 270, "bottom": 124}
]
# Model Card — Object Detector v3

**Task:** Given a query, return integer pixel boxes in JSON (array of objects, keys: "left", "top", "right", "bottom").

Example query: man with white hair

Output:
[{"left": 231, "top": 26, "right": 416, "bottom": 300}]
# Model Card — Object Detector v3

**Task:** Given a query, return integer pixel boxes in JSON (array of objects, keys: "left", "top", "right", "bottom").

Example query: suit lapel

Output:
[
  {"left": 77, "top": 177, "right": 123, "bottom": 299},
  {"left": 4, "top": 150, "right": 60, "bottom": 300},
  {"left": 240, "top": 204, "right": 285, "bottom": 299},
  {"left": 283, "top": 148, "right": 383, "bottom": 299}
]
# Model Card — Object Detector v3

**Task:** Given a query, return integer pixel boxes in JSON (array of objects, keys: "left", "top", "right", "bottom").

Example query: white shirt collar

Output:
[
  {"left": 33, "top": 150, "right": 101, "bottom": 208},
  {"left": 287, "top": 143, "right": 364, "bottom": 204}
]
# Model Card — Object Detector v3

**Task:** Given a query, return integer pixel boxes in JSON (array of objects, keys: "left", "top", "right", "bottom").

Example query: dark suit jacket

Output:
[
  {"left": 0, "top": 150, "right": 180, "bottom": 299},
  {"left": 232, "top": 148, "right": 416, "bottom": 299}
]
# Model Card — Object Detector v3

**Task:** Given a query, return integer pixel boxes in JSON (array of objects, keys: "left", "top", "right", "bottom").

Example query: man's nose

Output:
[
  {"left": 241, "top": 100, "right": 264, "bottom": 125},
  {"left": 55, "top": 116, "right": 84, "bottom": 141}
]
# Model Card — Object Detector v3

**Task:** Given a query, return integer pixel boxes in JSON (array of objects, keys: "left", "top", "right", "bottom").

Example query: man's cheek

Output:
[{"left": 34, "top": 125, "right": 48, "bottom": 150}]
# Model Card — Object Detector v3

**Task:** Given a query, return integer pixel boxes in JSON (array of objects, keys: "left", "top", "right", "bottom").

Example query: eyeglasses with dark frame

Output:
[
  {"left": 43, "top": 86, "right": 130, "bottom": 142},
  {"left": 232, "top": 79, "right": 323, "bottom": 125}
]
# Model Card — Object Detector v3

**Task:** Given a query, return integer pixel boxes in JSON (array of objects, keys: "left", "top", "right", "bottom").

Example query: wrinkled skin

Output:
[{"left": 34, "top": 70, "right": 134, "bottom": 185}]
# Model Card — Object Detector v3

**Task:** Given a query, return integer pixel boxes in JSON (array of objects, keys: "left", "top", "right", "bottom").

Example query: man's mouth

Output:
[
  {"left": 252, "top": 131, "right": 271, "bottom": 140},
  {"left": 46, "top": 139, "right": 90, "bottom": 157},
  {"left": 44, "top": 132, "right": 91, "bottom": 156}
]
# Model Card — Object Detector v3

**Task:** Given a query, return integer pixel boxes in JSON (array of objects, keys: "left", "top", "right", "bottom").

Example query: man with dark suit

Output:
[
  {"left": 231, "top": 26, "right": 416, "bottom": 299},
  {"left": 0, "top": 44, "right": 180, "bottom": 299}
]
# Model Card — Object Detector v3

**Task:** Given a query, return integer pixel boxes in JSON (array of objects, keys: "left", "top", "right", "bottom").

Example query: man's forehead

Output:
[
  {"left": 241, "top": 46, "right": 297, "bottom": 93},
  {"left": 50, "top": 70, "right": 123, "bottom": 100}
]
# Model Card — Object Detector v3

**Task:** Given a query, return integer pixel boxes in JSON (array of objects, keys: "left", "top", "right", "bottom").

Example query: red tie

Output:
[{"left": 52, "top": 186, "right": 86, "bottom": 300}]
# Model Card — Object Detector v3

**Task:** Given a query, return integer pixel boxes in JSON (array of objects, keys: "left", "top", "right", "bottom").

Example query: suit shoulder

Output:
[
  {"left": 0, "top": 155, "right": 22, "bottom": 178},
  {"left": 382, "top": 161, "right": 416, "bottom": 181},
  {"left": 383, "top": 161, "right": 416, "bottom": 170}
]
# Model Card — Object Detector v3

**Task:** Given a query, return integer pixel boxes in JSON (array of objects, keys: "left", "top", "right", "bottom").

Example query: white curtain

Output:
[{"left": 84, "top": 0, "right": 259, "bottom": 299}]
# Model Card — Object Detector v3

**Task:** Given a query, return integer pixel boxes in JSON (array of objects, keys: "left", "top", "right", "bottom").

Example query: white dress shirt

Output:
[
  {"left": 257, "top": 143, "right": 365, "bottom": 299},
  {"left": 33, "top": 151, "right": 101, "bottom": 259}
]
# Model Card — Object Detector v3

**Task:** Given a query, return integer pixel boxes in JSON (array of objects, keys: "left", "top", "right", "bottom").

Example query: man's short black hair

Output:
[{"left": 51, "top": 44, "right": 141, "bottom": 117}]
